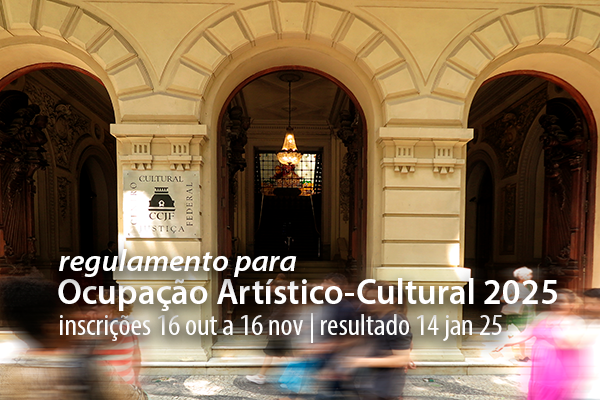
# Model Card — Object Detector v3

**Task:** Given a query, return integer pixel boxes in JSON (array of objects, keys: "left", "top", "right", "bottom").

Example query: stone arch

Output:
[
  {"left": 197, "top": 43, "right": 391, "bottom": 266},
  {"left": 162, "top": 1, "right": 419, "bottom": 126},
  {"left": 433, "top": 6, "right": 600, "bottom": 127},
  {"left": 0, "top": 0, "right": 154, "bottom": 122}
]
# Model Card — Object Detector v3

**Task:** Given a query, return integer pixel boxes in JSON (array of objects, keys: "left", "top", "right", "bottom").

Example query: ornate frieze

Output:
[
  {"left": 482, "top": 87, "right": 547, "bottom": 178},
  {"left": 112, "top": 124, "right": 207, "bottom": 172},
  {"left": 378, "top": 128, "right": 471, "bottom": 173},
  {"left": 23, "top": 80, "right": 92, "bottom": 169},
  {"left": 337, "top": 110, "right": 361, "bottom": 222},
  {"left": 56, "top": 177, "right": 70, "bottom": 220}
]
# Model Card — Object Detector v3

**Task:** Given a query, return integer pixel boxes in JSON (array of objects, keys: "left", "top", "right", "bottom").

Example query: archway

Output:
[
  {"left": 467, "top": 73, "right": 596, "bottom": 297},
  {"left": 0, "top": 66, "right": 117, "bottom": 284},
  {"left": 216, "top": 66, "right": 368, "bottom": 322}
]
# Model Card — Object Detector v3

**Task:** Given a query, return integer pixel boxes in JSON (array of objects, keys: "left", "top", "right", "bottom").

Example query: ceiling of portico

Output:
[
  {"left": 229, "top": 71, "right": 351, "bottom": 131},
  {"left": 3, "top": 69, "right": 115, "bottom": 123}
]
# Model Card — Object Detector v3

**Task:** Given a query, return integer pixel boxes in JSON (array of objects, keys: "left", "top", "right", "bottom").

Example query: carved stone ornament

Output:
[
  {"left": 24, "top": 80, "right": 91, "bottom": 169},
  {"left": 223, "top": 106, "right": 250, "bottom": 210},
  {"left": 224, "top": 106, "right": 250, "bottom": 178},
  {"left": 337, "top": 110, "right": 361, "bottom": 222},
  {"left": 482, "top": 87, "right": 547, "bottom": 178},
  {"left": 56, "top": 177, "right": 70, "bottom": 219},
  {"left": 538, "top": 98, "right": 589, "bottom": 286},
  {"left": 0, "top": 91, "right": 49, "bottom": 266}
]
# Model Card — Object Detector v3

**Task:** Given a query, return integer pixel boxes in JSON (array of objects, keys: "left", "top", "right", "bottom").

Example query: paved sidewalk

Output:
[{"left": 141, "top": 374, "right": 527, "bottom": 400}]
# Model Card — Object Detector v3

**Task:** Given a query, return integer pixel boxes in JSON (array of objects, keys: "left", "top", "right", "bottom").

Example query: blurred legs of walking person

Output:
[
  {"left": 0, "top": 276, "right": 148, "bottom": 400},
  {"left": 501, "top": 267, "right": 535, "bottom": 362},
  {"left": 350, "top": 283, "right": 413, "bottom": 400},
  {"left": 247, "top": 275, "right": 290, "bottom": 385}
]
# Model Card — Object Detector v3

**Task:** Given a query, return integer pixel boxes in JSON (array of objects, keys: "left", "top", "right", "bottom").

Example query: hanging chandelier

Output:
[{"left": 277, "top": 72, "right": 302, "bottom": 166}]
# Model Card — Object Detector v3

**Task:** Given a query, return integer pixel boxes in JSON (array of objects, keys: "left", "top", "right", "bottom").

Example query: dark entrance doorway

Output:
[
  {"left": 217, "top": 67, "right": 368, "bottom": 323},
  {"left": 466, "top": 74, "right": 596, "bottom": 300},
  {"left": 254, "top": 151, "right": 323, "bottom": 259}
]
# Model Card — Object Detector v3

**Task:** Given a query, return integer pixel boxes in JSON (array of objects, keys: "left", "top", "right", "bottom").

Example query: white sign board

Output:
[{"left": 124, "top": 171, "right": 200, "bottom": 238}]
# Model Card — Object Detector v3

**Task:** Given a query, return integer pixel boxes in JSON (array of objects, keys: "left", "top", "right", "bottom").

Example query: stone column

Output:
[
  {"left": 112, "top": 123, "right": 212, "bottom": 362},
  {"left": 376, "top": 127, "right": 472, "bottom": 361}
]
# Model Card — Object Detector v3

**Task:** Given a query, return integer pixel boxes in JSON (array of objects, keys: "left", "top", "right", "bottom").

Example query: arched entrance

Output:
[
  {"left": 466, "top": 73, "right": 596, "bottom": 303},
  {"left": 0, "top": 66, "right": 117, "bottom": 284},
  {"left": 217, "top": 67, "right": 368, "bottom": 321}
]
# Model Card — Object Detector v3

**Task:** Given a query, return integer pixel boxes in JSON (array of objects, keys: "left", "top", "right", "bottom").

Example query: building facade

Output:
[{"left": 1, "top": 0, "right": 600, "bottom": 365}]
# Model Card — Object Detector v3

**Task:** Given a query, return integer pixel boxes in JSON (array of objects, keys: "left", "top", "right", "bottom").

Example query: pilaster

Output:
[
  {"left": 377, "top": 126, "right": 473, "bottom": 361},
  {"left": 111, "top": 123, "right": 212, "bottom": 362}
]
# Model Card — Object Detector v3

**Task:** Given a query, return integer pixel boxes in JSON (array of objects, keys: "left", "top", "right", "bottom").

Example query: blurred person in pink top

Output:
[
  {"left": 575, "top": 289, "right": 600, "bottom": 400},
  {"left": 495, "top": 289, "right": 585, "bottom": 400}
]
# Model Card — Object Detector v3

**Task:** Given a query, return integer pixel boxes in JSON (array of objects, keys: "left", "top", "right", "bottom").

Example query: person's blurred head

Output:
[
  {"left": 513, "top": 266, "right": 533, "bottom": 282},
  {"left": 552, "top": 288, "right": 580, "bottom": 314},
  {"left": 0, "top": 276, "right": 66, "bottom": 348},
  {"left": 107, "top": 241, "right": 117, "bottom": 252},
  {"left": 322, "top": 273, "right": 348, "bottom": 289},
  {"left": 583, "top": 288, "right": 600, "bottom": 316}
]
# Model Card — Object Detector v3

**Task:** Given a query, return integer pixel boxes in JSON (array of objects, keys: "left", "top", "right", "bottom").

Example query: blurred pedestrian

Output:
[
  {"left": 576, "top": 288, "right": 600, "bottom": 400},
  {"left": 89, "top": 290, "right": 143, "bottom": 388},
  {"left": 313, "top": 273, "right": 359, "bottom": 400},
  {"left": 501, "top": 266, "right": 536, "bottom": 361},
  {"left": 0, "top": 276, "right": 147, "bottom": 400},
  {"left": 247, "top": 273, "right": 291, "bottom": 385},
  {"left": 351, "top": 282, "right": 414, "bottom": 400},
  {"left": 495, "top": 289, "right": 584, "bottom": 400}
]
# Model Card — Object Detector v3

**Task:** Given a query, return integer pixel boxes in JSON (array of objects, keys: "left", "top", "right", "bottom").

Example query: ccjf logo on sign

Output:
[
  {"left": 124, "top": 171, "right": 199, "bottom": 238},
  {"left": 148, "top": 187, "right": 175, "bottom": 221}
]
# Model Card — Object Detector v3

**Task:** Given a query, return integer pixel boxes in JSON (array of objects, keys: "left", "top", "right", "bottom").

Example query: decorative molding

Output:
[
  {"left": 378, "top": 139, "right": 418, "bottom": 173},
  {"left": 38, "top": 69, "right": 115, "bottom": 123},
  {"left": 23, "top": 79, "right": 92, "bottom": 169},
  {"left": 56, "top": 177, "right": 70, "bottom": 220},
  {"left": 0, "top": 0, "right": 153, "bottom": 115},
  {"left": 435, "top": 6, "right": 600, "bottom": 123},
  {"left": 167, "top": 137, "right": 193, "bottom": 171},
  {"left": 0, "top": 91, "right": 48, "bottom": 265},
  {"left": 377, "top": 127, "right": 472, "bottom": 174},
  {"left": 112, "top": 124, "right": 208, "bottom": 171},
  {"left": 126, "top": 137, "right": 153, "bottom": 170},
  {"left": 482, "top": 86, "right": 548, "bottom": 178},
  {"left": 433, "top": 140, "right": 460, "bottom": 174},
  {"left": 166, "top": 1, "right": 418, "bottom": 123}
]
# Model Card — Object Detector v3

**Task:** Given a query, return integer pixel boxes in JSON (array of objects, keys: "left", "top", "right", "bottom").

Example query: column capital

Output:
[
  {"left": 112, "top": 124, "right": 208, "bottom": 170},
  {"left": 377, "top": 127, "right": 473, "bottom": 174}
]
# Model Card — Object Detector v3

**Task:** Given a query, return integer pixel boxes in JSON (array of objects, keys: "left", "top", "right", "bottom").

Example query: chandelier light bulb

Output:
[{"left": 277, "top": 129, "right": 302, "bottom": 165}]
